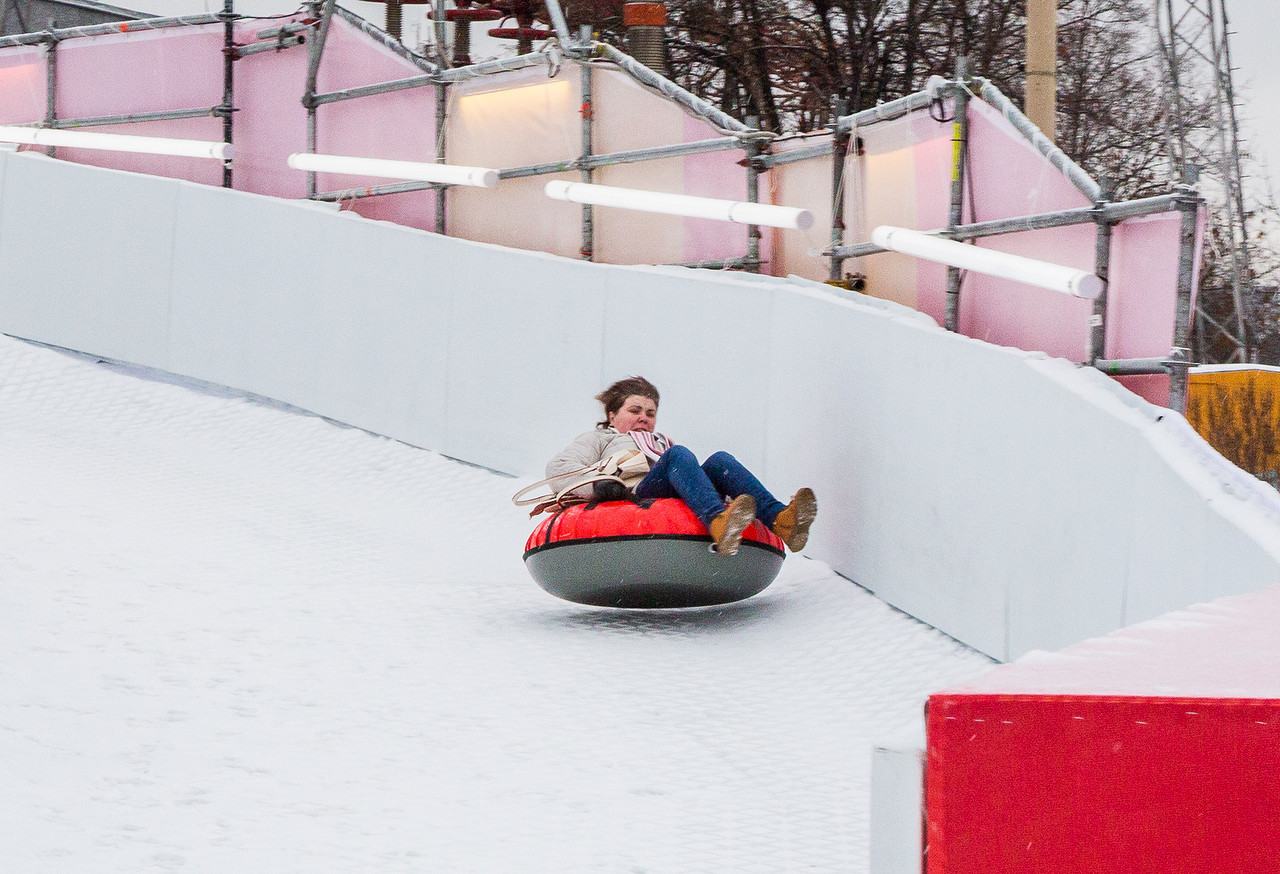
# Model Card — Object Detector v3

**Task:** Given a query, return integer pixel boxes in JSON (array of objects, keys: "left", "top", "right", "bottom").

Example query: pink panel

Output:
[
  {"left": 681, "top": 114, "right": 757, "bottom": 265},
  {"left": 950, "top": 101, "right": 1096, "bottom": 361},
  {"left": 56, "top": 29, "right": 224, "bottom": 118},
  {"left": 967, "top": 101, "right": 1093, "bottom": 218},
  {"left": 909, "top": 111, "right": 954, "bottom": 321},
  {"left": 1114, "top": 373, "right": 1171, "bottom": 406},
  {"left": 0, "top": 17, "right": 440, "bottom": 217},
  {"left": 1107, "top": 213, "right": 1182, "bottom": 360},
  {"left": 1106, "top": 213, "right": 1184, "bottom": 406},
  {"left": 48, "top": 28, "right": 226, "bottom": 186},
  {"left": 229, "top": 19, "right": 313, "bottom": 200},
  {"left": 0, "top": 47, "right": 46, "bottom": 124},
  {"left": 310, "top": 21, "right": 438, "bottom": 230},
  {"left": 958, "top": 226, "right": 1096, "bottom": 361}
]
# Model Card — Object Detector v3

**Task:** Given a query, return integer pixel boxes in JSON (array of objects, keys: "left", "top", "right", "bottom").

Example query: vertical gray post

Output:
[
  {"left": 303, "top": 0, "right": 337, "bottom": 199},
  {"left": 1170, "top": 166, "right": 1201, "bottom": 414},
  {"left": 433, "top": 0, "right": 448, "bottom": 67},
  {"left": 945, "top": 58, "right": 970, "bottom": 333},
  {"left": 305, "top": 109, "right": 317, "bottom": 197},
  {"left": 220, "top": 0, "right": 234, "bottom": 188},
  {"left": 1089, "top": 179, "right": 1115, "bottom": 364},
  {"left": 579, "top": 27, "right": 594, "bottom": 261},
  {"left": 43, "top": 33, "right": 56, "bottom": 157},
  {"left": 744, "top": 115, "right": 760, "bottom": 273},
  {"left": 828, "top": 97, "right": 849, "bottom": 282},
  {"left": 435, "top": 82, "right": 447, "bottom": 235}
]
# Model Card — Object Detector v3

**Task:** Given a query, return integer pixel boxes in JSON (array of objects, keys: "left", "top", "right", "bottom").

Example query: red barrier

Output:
[{"left": 925, "top": 693, "right": 1280, "bottom": 874}]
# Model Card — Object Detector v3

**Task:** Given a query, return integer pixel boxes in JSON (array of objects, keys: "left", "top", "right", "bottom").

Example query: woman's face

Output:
[{"left": 608, "top": 394, "right": 657, "bottom": 433}]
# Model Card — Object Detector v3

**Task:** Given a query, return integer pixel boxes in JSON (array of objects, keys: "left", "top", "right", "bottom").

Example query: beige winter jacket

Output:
[{"left": 545, "top": 427, "right": 642, "bottom": 498}]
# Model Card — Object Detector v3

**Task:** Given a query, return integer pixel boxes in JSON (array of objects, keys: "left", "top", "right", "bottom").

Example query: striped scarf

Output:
[{"left": 630, "top": 430, "right": 672, "bottom": 462}]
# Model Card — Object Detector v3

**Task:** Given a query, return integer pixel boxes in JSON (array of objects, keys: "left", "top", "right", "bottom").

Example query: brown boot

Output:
[
  {"left": 772, "top": 488, "right": 817, "bottom": 552},
  {"left": 707, "top": 495, "right": 757, "bottom": 556}
]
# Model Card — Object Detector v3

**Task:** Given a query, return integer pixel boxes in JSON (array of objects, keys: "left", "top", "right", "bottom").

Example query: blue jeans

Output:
[{"left": 635, "top": 446, "right": 787, "bottom": 528}]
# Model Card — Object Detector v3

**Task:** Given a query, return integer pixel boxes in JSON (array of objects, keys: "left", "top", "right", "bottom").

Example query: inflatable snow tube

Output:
[{"left": 523, "top": 498, "right": 786, "bottom": 608}]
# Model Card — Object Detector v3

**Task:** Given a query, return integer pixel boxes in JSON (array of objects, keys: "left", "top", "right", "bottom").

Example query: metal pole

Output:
[
  {"left": 579, "top": 28, "right": 593, "bottom": 261},
  {"left": 1093, "top": 357, "right": 1176, "bottom": 376},
  {"left": 543, "top": 0, "right": 573, "bottom": 46},
  {"left": 831, "top": 193, "right": 1184, "bottom": 259},
  {"left": 303, "top": 0, "right": 337, "bottom": 199},
  {"left": 836, "top": 90, "right": 936, "bottom": 132},
  {"left": 1170, "top": 166, "right": 1201, "bottom": 414},
  {"left": 43, "top": 33, "right": 56, "bottom": 158},
  {"left": 433, "top": 0, "right": 448, "bottom": 67},
  {"left": 744, "top": 115, "right": 760, "bottom": 273},
  {"left": 0, "top": 13, "right": 222, "bottom": 48},
  {"left": 1089, "top": 179, "right": 1115, "bottom": 364},
  {"left": 312, "top": 73, "right": 434, "bottom": 106},
  {"left": 673, "top": 256, "right": 758, "bottom": 270},
  {"left": 50, "top": 107, "right": 224, "bottom": 129},
  {"left": 434, "top": 51, "right": 550, "bottom": 83},
  {"left": 435, "top": 82, "right": 446, "bottom": 234},
  {"left": 314, "top": 180, "right": 440, "bottom": 201},
  {"left": 220, "top": 0, "right": 234, "bottom": 188},
  {"left": 1211, "top": 0, "right": 1252, "bottom": 359},
  {"left": 233, "top": 35, "right": 306, "bottom": 58},
  {"left": 314, "top": 137, "right": 747, "bottom": 203},
  {"left": 945, "top": 61, "right": 970, "bottom": 333},
  {"left": 500, "top": 139, "right": 741, "bottom": 179},
  {"left": 829, "top": 98, "right": 849, "bottom": 282},
  {"left": 305, "top": 110, "right": 317, "bottom": 197}
]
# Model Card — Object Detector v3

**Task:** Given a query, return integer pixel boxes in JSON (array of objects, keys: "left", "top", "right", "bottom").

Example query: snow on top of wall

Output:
[
  {"left": 1192, "top": 363, "right": 1280, "bottom": 374},
  {"left": 941, "top": 583, "right": 1280, "bottom": 698}
]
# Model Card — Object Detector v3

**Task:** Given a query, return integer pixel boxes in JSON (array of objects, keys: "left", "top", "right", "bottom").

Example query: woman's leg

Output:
[
  {"left": 701, "top": 451, "right": 787, "bottom": 528},
  {"left": 635, "top": 445, "right": 727, "bottom": 525}
]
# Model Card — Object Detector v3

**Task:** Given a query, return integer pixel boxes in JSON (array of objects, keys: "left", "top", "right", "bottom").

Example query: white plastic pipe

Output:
[
  {"left": 871, "top": 225, "right": 1103, "bottom": 300},
  {"left": 0, "top": 125, "right": 232, "bottom": 160},
  {"left": 545, "top": 180, "right": 814, "bottom": 231},
  {"left": 287, "top": 152, "right": 498, "bottom": 188}
]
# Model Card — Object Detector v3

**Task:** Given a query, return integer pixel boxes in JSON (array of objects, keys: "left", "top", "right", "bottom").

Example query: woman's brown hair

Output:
[{"left": 596, "top": 376, "right": 660, "bottom": 429}]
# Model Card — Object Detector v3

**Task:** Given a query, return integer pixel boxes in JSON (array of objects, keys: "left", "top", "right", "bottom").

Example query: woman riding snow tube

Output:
[{"left": 516, "top": 376, "right": 817, "bottom": 608}]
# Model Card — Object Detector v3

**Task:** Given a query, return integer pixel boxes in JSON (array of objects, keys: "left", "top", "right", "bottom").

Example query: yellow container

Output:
[{"left": 1186, "top": 366, "right": 1280, "bottom": 481}]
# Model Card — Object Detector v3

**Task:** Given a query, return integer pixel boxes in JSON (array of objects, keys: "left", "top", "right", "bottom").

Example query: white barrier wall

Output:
[{"left": 4, "top": 149, "right": 1280, "bottom": 660}]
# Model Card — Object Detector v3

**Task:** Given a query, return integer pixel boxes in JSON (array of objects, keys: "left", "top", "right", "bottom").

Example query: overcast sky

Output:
[{"left": 1217, "top": 1, "right": 1280, "bottom": 209}]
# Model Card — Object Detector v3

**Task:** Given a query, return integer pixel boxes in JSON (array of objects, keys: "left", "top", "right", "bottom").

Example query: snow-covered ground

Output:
[{"left": 0, "top": 332, "right": 994, "bottom": 873}]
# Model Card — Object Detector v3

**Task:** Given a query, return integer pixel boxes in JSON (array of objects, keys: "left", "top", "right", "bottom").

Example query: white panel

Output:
[
  {"left": 1121, "top": 417, "right": 1280, "bottom": 624},
  {"left": 0, "top": 151, "right": 175, "bottom": 364},
  {"left": 444, "top": 245, "right": 606, "bottom": 475},
  {"left": 599, "top": 266, "right": 774, "bottom": 471},
  {"left": 764, "top": 285, "right": 1012, "bottom": 657},
  {"left": 870, "top": 741, "right": 924, "bottom": 874},
  {"left": 167, "top": 183, "right": 453, "bottom": 451},
  {"left": 1001, "top": 360, "right": 1142, "bottom": 656}
]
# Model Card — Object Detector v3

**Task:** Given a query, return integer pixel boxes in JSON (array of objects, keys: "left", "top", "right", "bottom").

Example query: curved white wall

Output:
[{"left": 4, "top": 149, "right": 1279, "bottom": 660}]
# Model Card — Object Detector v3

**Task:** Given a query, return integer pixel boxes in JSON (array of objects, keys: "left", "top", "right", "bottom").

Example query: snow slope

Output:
[{"left": 0, "top": 332, "right": 993, "bottom": 872}]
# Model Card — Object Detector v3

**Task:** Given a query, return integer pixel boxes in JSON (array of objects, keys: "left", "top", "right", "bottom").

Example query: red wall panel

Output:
[{"left": 926, "top": 694, "right": 1280, "bottom": 874}]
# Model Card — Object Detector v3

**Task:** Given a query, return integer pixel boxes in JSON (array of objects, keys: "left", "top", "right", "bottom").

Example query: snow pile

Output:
[{"left": 0, "top": 333, "right": 992, "bottom": 872}]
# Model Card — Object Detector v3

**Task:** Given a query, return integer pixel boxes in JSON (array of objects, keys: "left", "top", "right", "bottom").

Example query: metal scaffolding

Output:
[
  {"left": 0, "top": 1, "right": 1203, "bottom": 410},
  {"left": 1156, "top": 0, "right": 1254, "bottom": 363}
]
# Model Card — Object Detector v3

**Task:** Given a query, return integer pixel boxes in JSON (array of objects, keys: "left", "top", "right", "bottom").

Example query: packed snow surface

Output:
[{"left": 0, "top": 333, "right": 993, "bottom": 872}]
